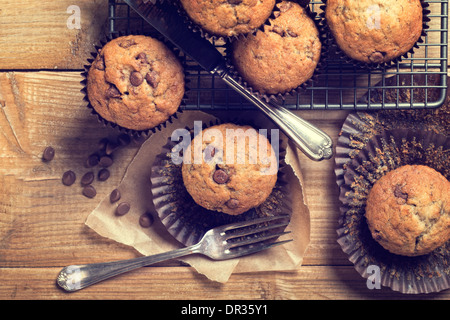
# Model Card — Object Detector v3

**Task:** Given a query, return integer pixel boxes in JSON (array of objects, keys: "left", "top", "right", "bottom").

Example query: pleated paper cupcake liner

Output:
[
  {"left": 320, "top": 0, "right": 430, "bottom": 70},
  {"left": 150, "top": 119, "right": 292, "bottom": 247},
  {"left": 81, "top": 31, "right": 189, "bottom": 138},
  {"left": 335, "top": 112, "right": 450, "bottom": 294}
]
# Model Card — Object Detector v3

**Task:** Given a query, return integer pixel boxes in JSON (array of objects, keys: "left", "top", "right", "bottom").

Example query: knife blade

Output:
[
  {"left": 125, "top": 0, "right": 222, "bottom": 73},
  {"left": 123, "top": 0, "right": 333, "bottom": 161}
]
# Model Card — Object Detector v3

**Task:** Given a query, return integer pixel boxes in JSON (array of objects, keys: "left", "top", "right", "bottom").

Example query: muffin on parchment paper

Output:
[
  {"left": 365, "top": 165, "right": 450, "bottom": 257},
  {"left": 151, "top": 119, "right": 291, "bottom": 247},
  {"left": 182, "top": 123, "right": 278, "bottom": 215},
  {"left": 178, "top": 0, "right": 277, "bottom": 38},
  {"left": 230, "top": 1, "right": 322, "bottom": 97},
  {"left": 323, "top": 0, "right": 427, "bottom": 66},
  {"left": 86, "top": 35, "right": 185, "bottom": 132}
]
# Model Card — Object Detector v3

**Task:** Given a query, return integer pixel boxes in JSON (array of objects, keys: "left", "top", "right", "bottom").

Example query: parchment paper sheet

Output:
[{"left": 85, "top": 110, "right": 310, "bottom": 283}]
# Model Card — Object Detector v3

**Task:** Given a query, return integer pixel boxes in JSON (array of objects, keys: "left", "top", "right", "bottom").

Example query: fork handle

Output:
[{"left": 56, "top": 245, "right": 199, "bottom": 292}]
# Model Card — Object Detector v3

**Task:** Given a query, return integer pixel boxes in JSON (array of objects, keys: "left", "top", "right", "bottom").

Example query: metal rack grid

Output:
[{"left": 108, "top": 0, "right": 448, "bottom": 110}]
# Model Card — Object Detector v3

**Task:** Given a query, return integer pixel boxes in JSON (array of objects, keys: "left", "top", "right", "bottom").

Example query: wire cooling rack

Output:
[{"left": 108, "top": 0, "right": 448, "bottom": 110}]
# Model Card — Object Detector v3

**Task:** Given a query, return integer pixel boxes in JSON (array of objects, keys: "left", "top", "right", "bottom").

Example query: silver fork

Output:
[{"left": 57, "top": 215, "right": 292, "bottom": 292}]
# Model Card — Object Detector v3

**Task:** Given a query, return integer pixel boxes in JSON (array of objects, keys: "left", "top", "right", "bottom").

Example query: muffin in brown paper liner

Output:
[
  {"left": 224, "top": 1, "right": 327, "bottom": 103},
  {"left": 173, "top": 0, "right": 285, "bottom": 43},
  {"left": 150, "top": 119, "right": 291, "bottom": 247},
  {"left": 320, "top": 0, "right": 430, "bottom": 70},
  {"left": 81, "top": 32, "right": 189, "bottom": 139},
  {"left": 335, "top": 112, "right": 450, "bottom": 294}
]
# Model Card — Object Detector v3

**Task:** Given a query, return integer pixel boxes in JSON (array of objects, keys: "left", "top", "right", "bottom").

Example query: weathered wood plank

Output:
[
  {"left": 1, "top": 266, "right": 448, "bottom": 300},
  {"left": 0, "top": 1, "right": 446, "bottom": 71},
  {"left": 0, "top": 0, "right": 109, "bottom": 70}
]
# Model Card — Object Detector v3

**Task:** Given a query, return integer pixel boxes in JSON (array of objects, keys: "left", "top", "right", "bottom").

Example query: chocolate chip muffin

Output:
[
  {"left": 365, "top": 165, "right": 450, "bottom": 257},
  {"left": 182, "top": 123, "right": 278, "bottom": 215},
  {"left": 179, "top": 0, "right": 276, "bottom": 38},
  {"left": 324, "top": 0, "right": 424, "bottom": 64},
  {"left": 231, "top": 1, "right": 322, "bottom": 95},
  {"left": 87, "top": 35, "right": 185, "bottom": 131}
]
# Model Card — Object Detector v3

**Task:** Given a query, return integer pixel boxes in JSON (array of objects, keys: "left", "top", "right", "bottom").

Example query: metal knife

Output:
[{"left": 124, "top": 0, "right": 333, "bottom": 161}]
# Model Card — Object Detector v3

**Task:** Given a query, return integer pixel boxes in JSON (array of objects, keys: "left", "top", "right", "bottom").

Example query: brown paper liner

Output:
[
  {"left": 320, "top": 0, "right": 430, "bottom": 69},
  {"left": 81, "top": 31, "right": 189, "bottom": 138},
  {"left": 150, "top": 119, "right": 291, "bottom": 247},
  {"left": 224, "top": 2, "right": 328, "bottom": 103},
  {"left": 335, "top": 119, "right": 450, "bottom": 294},
  {"left": 173, "top": 0, "right": 284, "bottom": 43}
]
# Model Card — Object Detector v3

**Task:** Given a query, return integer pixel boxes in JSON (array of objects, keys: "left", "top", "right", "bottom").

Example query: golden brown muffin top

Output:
[
  {"left": 325, "top": 0, "right": 423, "bottom": 64},
  {"left": 87, "top": 35, "right": 185, "bottom": 131},
  {"left": 231, "top": 1, "right": 321, "bottom": 95},
  {"left": 365, "top": 165, "right": 450, "bottom": 256},
  {"left": 182, "top": 123, "right": 278, "bottom": 215},
  {"left": 180, "top": 0, "right": 276, "bottom": 37}
]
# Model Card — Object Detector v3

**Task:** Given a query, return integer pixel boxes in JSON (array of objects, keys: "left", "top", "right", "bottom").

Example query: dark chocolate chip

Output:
[
  {"left": 42, "top": 146, "right": 55, "bottom": 162},
  {"left": 226, "top": 199, "right": 240, "bottom": 209},
  {"left": 85, "top": 153, "right": 100, "bottom": 168},
  {"left": 116, "top": 202, "right": 131, "bottom": 216},
  {"left": 107, "top": 85, "right": 121, "bottom": 98},
  {"left": 62, "top": 170, "right": 76, "bottom": 186},
  {"left": 213, "top": 169, "right": 229, "bottom": 184},
  {"left": 136, "top": 52, "right": 148, "bottom": 64},
  {"left": 110, "top": 189, "right": 121, "bottom": 203},
  {"left": 145, "top": 71, "right": 159, "bottom": 88},
  {"left": 81, "top": 172, "right": 95, "bottom": 186},
  {"left": 99, "top": 155, "right": 113, "bottom": 168},
  {"left": 130, "top": 71, "right": 144, "bottom": 87},
  {"left": 139, "top": 213, "right": 154, "bottom": 228},
  {"left": 82, "top": 185, "right": 97, "bottom": 199},
  {"left": 98, "top": 168, "right": 110, "bottom": 181},
  {"left": 394, "top": 184, "right": 408, "bottom": 201}
]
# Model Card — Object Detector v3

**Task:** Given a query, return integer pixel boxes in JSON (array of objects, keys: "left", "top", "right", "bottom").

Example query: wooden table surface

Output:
[{"left": 0, "top": 0, "right": 449, "bottom": 301}]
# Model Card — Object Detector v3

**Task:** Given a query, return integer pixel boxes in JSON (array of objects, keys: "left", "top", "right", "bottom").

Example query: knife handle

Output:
[{"left": 213, "top": 66, "right": 333, "bottom": 161}]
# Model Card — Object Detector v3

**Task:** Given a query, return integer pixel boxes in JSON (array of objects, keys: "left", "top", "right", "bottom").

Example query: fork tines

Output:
[
  {"left": 220, "top": 215, "right": 292, "bottom": 257},
  {"left": 219, "top": 215, "right": 290, "bottom": 235}
]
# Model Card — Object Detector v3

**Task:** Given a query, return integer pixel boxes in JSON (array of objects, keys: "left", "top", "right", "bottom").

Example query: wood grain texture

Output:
[
  {"left": 0, "top": 0, "right": 448, "bottom": 300},
  {"left": 1, "top": 266, "right": 448, "bottom": 300},
  {"left": 0, "top": 0, "right": 109, "bottom": 70}
]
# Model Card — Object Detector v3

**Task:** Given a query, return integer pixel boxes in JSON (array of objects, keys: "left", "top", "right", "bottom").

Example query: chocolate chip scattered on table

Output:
[
  {"left": 42, "top": 146, "right": 55, "bottom": 162},
  {"left": 62, "top": 170, "right": 76, "bottom": 186}
]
